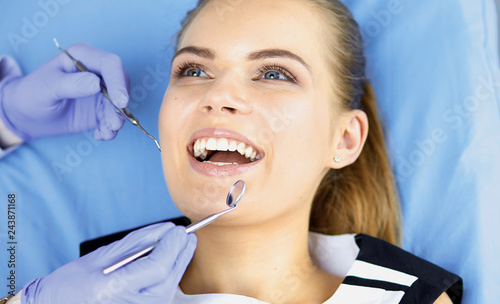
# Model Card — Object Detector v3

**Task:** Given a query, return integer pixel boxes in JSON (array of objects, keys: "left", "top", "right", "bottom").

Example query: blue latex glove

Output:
[
  {"left": 0, "top": 42, "right": 129, "bottom": 141},
  {"left": 21, "top": 223, "right": 197, "bottom": 304}
]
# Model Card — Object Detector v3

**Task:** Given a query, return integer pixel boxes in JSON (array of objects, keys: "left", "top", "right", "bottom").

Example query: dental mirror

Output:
[
  {"left": 182, "top": 180, "right": 245, "bottom": 233},
  {"left": 226, "top": 179, "right": 245, "bottom": 208},
  {"left": 103, "top": 180, "right": 246, "bottom": 275}
]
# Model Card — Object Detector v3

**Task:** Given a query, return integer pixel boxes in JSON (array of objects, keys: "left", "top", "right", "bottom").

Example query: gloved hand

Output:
[
  {"left": 0, "top": 42, "right": 129, "bottom": 141},
  {"left": 21, "top": 223, "right": 197, "bottom": 304}
]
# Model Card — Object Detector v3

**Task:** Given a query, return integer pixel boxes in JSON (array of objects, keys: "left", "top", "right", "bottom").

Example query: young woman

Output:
[
  {"left": 159, "top": 0, "right": 461, "bottom": 303},
  {"left": 6, "top": 0, "right": 462, "bottom": 303}
]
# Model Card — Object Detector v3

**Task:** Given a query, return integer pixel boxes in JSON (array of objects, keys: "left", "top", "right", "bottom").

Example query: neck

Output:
[{"left": 180, "top": 206, "right": 341, "bottom": 303}]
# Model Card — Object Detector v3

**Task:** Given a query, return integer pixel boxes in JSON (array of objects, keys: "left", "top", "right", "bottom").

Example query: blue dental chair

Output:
[{"left": 0, "top": 1, "right": 498, "bottom": 302}]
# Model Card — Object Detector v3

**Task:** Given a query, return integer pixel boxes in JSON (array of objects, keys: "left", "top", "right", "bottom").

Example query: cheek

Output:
[
  {"left": 158, "top": 98, "right": 169, "bottom": 140},
  {"left": 268, "top": 98, "right": 331, "bottom": 162},
  {"left": 159, "top": 94, "right": 192, "bottom": 215},
  {"left": 159, "top": 89, "right": 190, "bottom": 146},
  {"left": 158, "top": 90, "right": 187, "bottom": 183},
  {"left": 158, "top": 91, "right": 174, "bottom": 139},
  {"left": 256, "top": 95, "right": 332, "bottom": 198}
]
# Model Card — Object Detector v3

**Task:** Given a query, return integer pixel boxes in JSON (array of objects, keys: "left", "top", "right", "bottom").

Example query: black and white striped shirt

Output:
[{"left": 309, "top": 233, "right": 462, "bottom": 303}]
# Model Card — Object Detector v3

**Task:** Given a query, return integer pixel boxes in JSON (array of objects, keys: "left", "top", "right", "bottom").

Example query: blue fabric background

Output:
[{"left": 1, "top": 0, "right": 499, "bottom": 303}]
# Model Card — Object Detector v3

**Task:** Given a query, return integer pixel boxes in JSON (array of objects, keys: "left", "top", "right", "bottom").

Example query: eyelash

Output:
[
  {"left": 173, "top": 61, "right": 204, "bottom": 77},
  {"left": 257, "top": 64, "right": 298, "bottom": 83},
  {"left": 173, "top": 61, "right": 298, "bottom": 84}
]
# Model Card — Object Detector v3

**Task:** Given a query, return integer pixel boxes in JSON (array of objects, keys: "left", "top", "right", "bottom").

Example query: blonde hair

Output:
[
  {"left": 176, "top": 0, "right": 401, "bottom": 245},
  {"left": 305, "top": 0, "right": 401, "bottom": 245}
]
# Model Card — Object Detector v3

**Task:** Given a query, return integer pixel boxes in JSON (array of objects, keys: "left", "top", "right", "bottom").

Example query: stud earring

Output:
[{"left": 333, "top": 156, "right": 341, "bottom": 163}]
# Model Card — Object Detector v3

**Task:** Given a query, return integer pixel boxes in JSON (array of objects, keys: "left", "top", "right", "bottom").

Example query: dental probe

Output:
[
  {"left": 53, "top": 38, "right": 161, "bottom": 152},
  {"left": 102, "top": 180, "right": 246, "bottom": 275}
]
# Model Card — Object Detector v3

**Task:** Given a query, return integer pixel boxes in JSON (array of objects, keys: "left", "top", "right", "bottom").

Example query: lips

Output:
[{"left": 187, "top": 128, "right": 265, "bottom": 177}]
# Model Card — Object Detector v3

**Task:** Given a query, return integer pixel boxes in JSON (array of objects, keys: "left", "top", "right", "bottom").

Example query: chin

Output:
[{"left": 164, "top": 170, "right": 235, "bottom": 220}]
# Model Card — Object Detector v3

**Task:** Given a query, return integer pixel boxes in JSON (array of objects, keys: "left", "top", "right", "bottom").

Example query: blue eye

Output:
[
  {"left": 185, "top": 68, "right": 208, "bottom": 78},
  {"left": 262, "top": 71, "right": 287, "bottom": 80},
  {"left": 257, "top": 64, "right": 297, "bottom": 83},
  {"left": 174, "top": 62, "right": 210, "bottom": 78}
]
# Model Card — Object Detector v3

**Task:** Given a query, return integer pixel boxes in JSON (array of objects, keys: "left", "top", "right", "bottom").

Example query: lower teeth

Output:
[{"left": 203, "top": 161, "right": 239, "bottom": 166}]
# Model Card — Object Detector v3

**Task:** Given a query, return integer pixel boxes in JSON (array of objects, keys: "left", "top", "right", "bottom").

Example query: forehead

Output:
[{"left": 179, "top": 0, "right": 325, "bottom": 64}]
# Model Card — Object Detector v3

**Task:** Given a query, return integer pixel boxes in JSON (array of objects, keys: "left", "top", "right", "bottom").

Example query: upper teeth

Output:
[{"left": 193, "top": 137, "right": 262, "bottom": 162}]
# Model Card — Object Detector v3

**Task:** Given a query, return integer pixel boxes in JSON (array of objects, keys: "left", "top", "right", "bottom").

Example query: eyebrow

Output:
[
  {"left": 173, "top": 46, "right": 216, "bottom": 61},
  {"left": 248, "top": 49, "right": 311, "bottom": 70},
  {"left": 173, "top": 46, "right": 311, "bottom": 70}
]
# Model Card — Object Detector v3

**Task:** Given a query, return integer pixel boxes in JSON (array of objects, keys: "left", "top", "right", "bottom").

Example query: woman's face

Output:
[{"left": 160, "top": 0, "right": 341, "bottom": 225}]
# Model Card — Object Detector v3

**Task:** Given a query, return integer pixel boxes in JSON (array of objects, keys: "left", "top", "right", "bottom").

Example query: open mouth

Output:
[{"left": 189, "top": 137, "right": 263, "bottom": 166}]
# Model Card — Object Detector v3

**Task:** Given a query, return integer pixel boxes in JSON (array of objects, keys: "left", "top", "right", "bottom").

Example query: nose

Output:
[{"left": 198, "top": 75, "right": 252, "bottom": 115}]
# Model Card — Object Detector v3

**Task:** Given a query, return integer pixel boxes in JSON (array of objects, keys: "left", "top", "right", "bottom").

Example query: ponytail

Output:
[{"left": 309, "top": 82, "right": 401, "bottom": 245}]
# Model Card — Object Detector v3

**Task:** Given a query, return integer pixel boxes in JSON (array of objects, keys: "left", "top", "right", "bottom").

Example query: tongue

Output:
[{"left": 208, "top": 151, "right": 251, "bottom": 164}]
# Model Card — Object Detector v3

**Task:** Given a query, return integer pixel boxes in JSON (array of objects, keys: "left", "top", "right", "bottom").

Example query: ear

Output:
[{"left": 328, "top": 109, "right": 369, "bottom": 169}]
